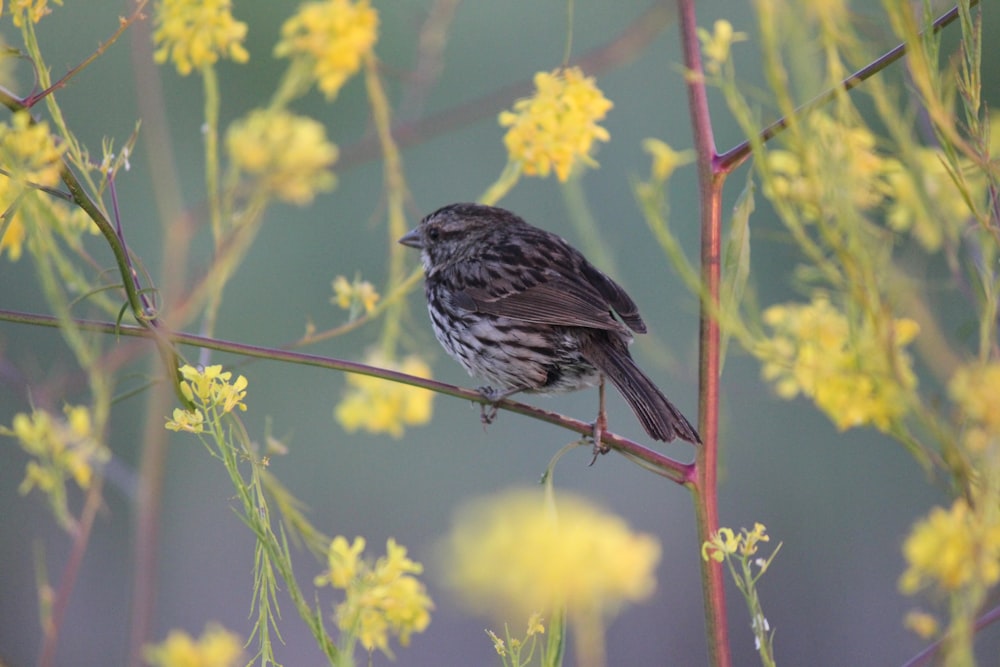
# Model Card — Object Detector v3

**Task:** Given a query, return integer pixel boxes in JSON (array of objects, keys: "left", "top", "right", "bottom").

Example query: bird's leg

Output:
[
  {"left": 477, "top": 385, "right": 521, "bottom": 425},
  {"left": 588, "top": 375, "right": 610, "bottom": 465}
]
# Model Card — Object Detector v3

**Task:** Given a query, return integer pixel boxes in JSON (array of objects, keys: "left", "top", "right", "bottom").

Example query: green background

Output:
[{"left": 1, "top": 1, "right": 997, "bottom": 665}]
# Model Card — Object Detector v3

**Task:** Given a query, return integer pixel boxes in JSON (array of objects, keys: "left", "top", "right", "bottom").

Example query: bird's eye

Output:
[{"left": 427, "top": 227, "right": 440, "bottom": 241}]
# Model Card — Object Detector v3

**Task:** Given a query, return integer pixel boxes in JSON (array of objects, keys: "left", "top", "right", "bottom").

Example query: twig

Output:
[
  {"left": 715, "top": 1, "right": 977, "bottom": 173},
  {"left": 0, "top": 308, "right": 695, "bottom": 484}
]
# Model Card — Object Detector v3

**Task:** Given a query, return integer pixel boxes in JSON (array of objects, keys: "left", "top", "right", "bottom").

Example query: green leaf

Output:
[{"left": 720, "top": 173, "right": 754, "bottom": 371}]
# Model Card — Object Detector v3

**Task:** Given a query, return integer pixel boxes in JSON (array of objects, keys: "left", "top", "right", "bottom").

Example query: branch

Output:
[
  {"left": 715, "top": 1, "right": 976, "bottom": 173},
  {"left": 0, "top": 308, "right": 695, "bottom": 484}
]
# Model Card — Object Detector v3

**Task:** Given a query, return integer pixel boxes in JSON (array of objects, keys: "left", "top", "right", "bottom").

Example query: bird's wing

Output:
[{"left": 458, "top": 273, "right": 628, "bottom": 332}]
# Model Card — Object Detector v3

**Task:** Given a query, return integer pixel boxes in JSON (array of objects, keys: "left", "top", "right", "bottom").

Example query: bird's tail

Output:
[{"left": 584, "top": 340, "right": 700, "bottom": 444}]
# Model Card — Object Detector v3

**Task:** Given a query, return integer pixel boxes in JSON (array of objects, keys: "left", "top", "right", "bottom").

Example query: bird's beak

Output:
[{"left": 398, "top": 228, "right": 423, "bottom": 249}]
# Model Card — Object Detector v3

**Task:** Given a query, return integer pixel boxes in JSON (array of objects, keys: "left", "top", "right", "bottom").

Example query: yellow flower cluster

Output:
[
  {"left": 226, "top": 109, "right": 338, "bottom": 206},
  {"left": 152, "top": 0, "right": 249, "bottom": 76},
  {"left": 274, "top": 0, "right": 379, "bottom": 100},
  {"left": 144, "top": 624, "right": 243, "bottom": 667},
  {"left": 499, "top": 67, "right": 614, "bottom": 182},
  {"left": 900, "top": 498, "right": 1000, "bottom": 595},
  {"left": 948, "top": 362, "right": 1000, "bottom": 453},
  {"left": 0, "top": 112, "right": 68, "bottom": 261},
  {"left": 0, "top": 111, "right": 64, "bottom": 187},
  {"left": 766, "top": 112, "right": 892, "bottom": 221},
  {"left": 702, "top": 523, "right": 770, "bottom": 563},
  {"left": 8, "top": 405, "right": 107, "bottom": 495},
  {"left": 757, "top": 296, "right": 919, "bottom": 431},
  {"left": 166, "top": 364, "right": 248, "bottom": 433},
  {"left": 884, "top": 147, "right": 982, "bottom": 252},
  {"left": 442, "top": 489, "right": 660, "bottom": 620},
  {"left": 315, "top": 536, "right": 433, "bottom": 657},
  {"left": 334, "top": 351, "right": 433, "bottom": 438},
  {"left": 697, "top": 19, "right": 747, "bottom": 74},
  {"left": 332, "top": 275, "right": 379, "bottom": 315},
  {"left": 6, "top": 0, "right": 62, "bottom": 26}
]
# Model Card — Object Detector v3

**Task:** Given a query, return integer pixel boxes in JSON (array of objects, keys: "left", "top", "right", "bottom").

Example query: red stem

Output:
[
  {"left": 38, "top": 478, "right": 104, "bottom": 667},
  {"left": 677, "top": 0, "right": 730, "bottom": 665}
]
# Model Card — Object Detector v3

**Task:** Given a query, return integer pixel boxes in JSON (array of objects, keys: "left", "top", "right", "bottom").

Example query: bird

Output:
[{"left": 398, "top": 202, "right": 700, "bottom": 446}]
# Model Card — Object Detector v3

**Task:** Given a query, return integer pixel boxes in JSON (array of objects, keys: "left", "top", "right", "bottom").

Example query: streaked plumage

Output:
[{"left": 399, "top": 202, "right": 700, "bottom": 444}]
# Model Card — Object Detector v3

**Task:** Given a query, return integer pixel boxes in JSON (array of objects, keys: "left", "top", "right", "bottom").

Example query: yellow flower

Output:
[
  {"left": 175, "top": 365, "right": 248, "bottom": 418},
  {"left": 0, "top": 208, "right": 26, "bottom": 260},
  {"left": 7, "top": 0, "right": 62, "bottom": 26},
  {"left": 0, "top": 111, "right": 64, "bottom": 187},
  {"left": 765, "top": 112, "right": 892, "bottom": 221},
  {"left": 756, "top": 296, "right": 918, "bottom": 431},
  {"left": 226, "top": 108, "right": 338, "bottom": 206},
  {"left": 274, "top": 0, "right": 379, "bottom": 100},
  {"left": 948, "top": 362, "right": 1000, "bottom": 452},
  {"left": 9, "top": 406, "right": 107, "bottom": 493},
  {"left": 4, "top": 405, "right": 109, "bottom": 528},
  {"left": 442, "top": 488, "right": 660, "bottom": 621},
  {"left": 904, "top": 610, "right": 939, "bottom": 639},
  {"left": 144, "top": 624, "right": 243, "bottom": 667},
  {"left": 315, "top": 536, "right": 433, "bottom": 657},
  {"left": 334, "top": 351, "right": 434, "bottom": 438},
  {"left": 152, "top": 0, "right": 249, "bottom": 76},
  {"left": 642, "top": 138, "right": 694, "bottom": 182},
  {"left": 315, "top": 535, "right": 367, "bottom": 588},
  {"left": 332, "top": 275, "right": 379, "bottom": 314},
  {"left": 702, "top": 523, "right": 770, "bottom": 562},
  {"left": 900, "top": 498, "right": 1000, "bottom": 594},
  {"left": 697, "top": 20, "right": 747, "bottom": 73},
  {"left": 165, "top": 408, "right": 205, "bottom": 433},
  {"left": 884, "top": 148, "right": 981, "bottom": 252},
  {"left": 498, "top": 67, "right": 613, "bottom": 182}
]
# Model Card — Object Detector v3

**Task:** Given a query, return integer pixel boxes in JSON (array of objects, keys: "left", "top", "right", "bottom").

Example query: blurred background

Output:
[{"left": 1, "top": 1, "right": 998, "bottom": 665}]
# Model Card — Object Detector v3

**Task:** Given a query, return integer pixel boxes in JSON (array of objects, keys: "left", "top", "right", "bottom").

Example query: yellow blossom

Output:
[
  {"left": 3, "top": 405, "right": 109, "bottom": 529},
  {"left": 152, "top": 0, "right": 249, "bottom": 76},
  {"left": 702, "top": 523, "right": 771, "bottom": 563},
  {"left": 0, "top": 112, "right": 76, "bottom": 262},
  {"left": 756, "top": 296, "right": 919, "bottom": 431},
  {"left": 442, "top": 488, "right": 660, "bottom": 621},
  {"left": 144, "top": 624, "right": 243, "bottom": 667},
  {"left": 904, "top": 610, "right": 939, "bottom": 639},
  {"left": 900, "top": 498, "right": 1000, "bottom": 594},
  {"left": 7, "top": 0, "right": 62, "bottom": 26},
  {"left": 948, "top": 362, "right": 1000, "bottom": 452},
  {"left": 173, "top": 364, "right": 248, "bottom": 422},
  {"left": 165, "top": 408, "right": 206, "bottom": 433},
  {"left": 226, "top": 108, "right": 338, "bottom": 206},
  {"left": 274, "top": 0, "right": 379, "bottom": 100},
  {"left": 697, "top": 20, "right": 747, "bottom": 73},
  {"left": 334, "top": 351, "right": 434, "bottom": 438},
  {"left": 642, "top": 138, "right": 695, "bottom": 182},
  {"left": 0, "top": 111, "right": 65, "bottom": 187},
  {"left": 315, "top": 536, "right": 433, "bottom": 657},
  {"left": 884, "top": 148, "right": 982, "bottom": 252},
  {"left": 332, "top": 275, "right": 379, "bottom": 314},
  {"left": 765, "top": 112, "right": 892, "bottom": 221},
  {"left": 498, "top": 67, "right": 613, "bottom": 182}
]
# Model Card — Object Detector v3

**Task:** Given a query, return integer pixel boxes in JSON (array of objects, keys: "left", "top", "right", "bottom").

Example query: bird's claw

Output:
[
  {"left": 587, "top": 417, "right": 609, "bottom": 466},
  {"left": 477, "top": 386, "right": 502, "bottom": 425}
]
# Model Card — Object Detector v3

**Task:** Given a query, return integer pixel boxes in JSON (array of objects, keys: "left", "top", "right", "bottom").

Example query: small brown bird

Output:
[{"left": 399, "top": 203, "right": 700, "bottom": 445}]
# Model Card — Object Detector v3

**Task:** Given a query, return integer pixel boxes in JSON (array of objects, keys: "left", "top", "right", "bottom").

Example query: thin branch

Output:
[
  {"left": 0, "top": 308, "right": 695, "bottom": 483},
  {"left": 715, "top": 1, "right": 977, "bottom": 173},
  {"left": 22, "top": 1, "right": 150, "bottom": 109}
]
